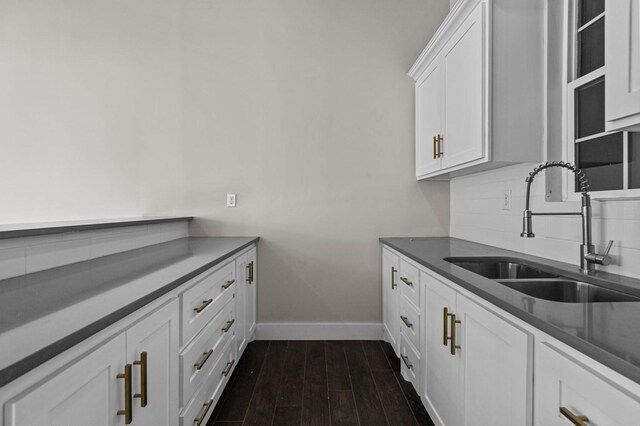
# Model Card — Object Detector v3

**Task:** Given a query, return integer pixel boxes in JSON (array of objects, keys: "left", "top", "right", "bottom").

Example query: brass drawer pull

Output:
[
  {"left": 560, "top": 407, "right": 589, "bottom": 426},
  {"left": 400, "top": 277, "right": 413, "bottom": 286},
  {"left": 194, "top": 349, "right": 214, "bottom": 370},
  {"left": 222, "top": 359, "right": 236, "bottom": 377},
  {"left": 433, "top": 135, "right": 437, "bottom": 159},
  {"left": 247, "top": 261, "right": 255, "bottom": 284},
  {"left": 221, "top": 279, "right": 235, "bottom": 289},
  {"left": 133, "top": 352, "right": 148, "bottom": 407},
  {"left": 117, "top": 364, "right": 133, "bottom": 424},
  {"left": 436, "top": 134, "right": 444, "bottom": 158},
  {"left": 193, "top": 299, "right": 213, "bottom": 314},
  {"left": 401, "top": 354, "right": 413, "bottom": 370},
  {"left": 449, "top": 313, "right": 461, "bottom": 355},
  {"left": 222, "top": 319, "right": 235, "bottom": 333},
  {"left": 391, "top": 267, "right": 397, "bottom": 290},
  {"left": 400, "top": 315, "right": 413, "bottom": 329},
  {"left": 443, "top": 307, "right": 450, "bottom": 346},
  {"left": 194, "top": 399, "right": 214, "bottom": 426}
]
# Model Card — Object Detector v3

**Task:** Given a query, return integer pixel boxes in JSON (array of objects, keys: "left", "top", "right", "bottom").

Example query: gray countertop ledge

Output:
[
  {"left": 380, "top": 237, "right": 640, "bottom": 385},
  {"left": 0, "top": 216, "right": 193, "bottom": 239},
  {"left": 0, "top": 236, "right": 258, "bottom": 388}
]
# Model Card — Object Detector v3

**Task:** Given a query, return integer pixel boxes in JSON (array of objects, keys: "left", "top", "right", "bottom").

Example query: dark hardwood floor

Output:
[{"left": 207, "top": 340, "right": 434, "bottom": 426}]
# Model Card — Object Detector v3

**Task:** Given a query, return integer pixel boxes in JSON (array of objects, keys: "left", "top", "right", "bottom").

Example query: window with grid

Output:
[{"left": 567, "top": 0, "right": 640, "bottom": 195}]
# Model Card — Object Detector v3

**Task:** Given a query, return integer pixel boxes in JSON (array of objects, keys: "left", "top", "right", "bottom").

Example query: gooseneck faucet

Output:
[{"left": 521, "top": 161, "right": 613, "bottom": 274}]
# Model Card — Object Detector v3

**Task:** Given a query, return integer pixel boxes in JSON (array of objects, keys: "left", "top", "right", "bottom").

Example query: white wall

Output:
[
  {"left": 450, "top": 163, "right": 640, "bottom": 278},
  {"left": 0, "top": 0, "right": 185, "bottom": 224},
  {"left": 182, "top": 0, "right": 451, "bottom": 323}
]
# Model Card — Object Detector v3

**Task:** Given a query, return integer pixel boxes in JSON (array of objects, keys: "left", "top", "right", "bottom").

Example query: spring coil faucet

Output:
[{"left": 521, "top": 161, "right": 613, "bottom": 274}]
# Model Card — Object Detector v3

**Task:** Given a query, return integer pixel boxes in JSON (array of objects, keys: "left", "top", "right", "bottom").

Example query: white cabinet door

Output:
[
  {"left": 440, "top": 2, "right": 486, "bottom": 170},
  {"left": 382, "top": 248, "right": 400, "bottom": 355},
  {"left": 235, "top": 252, "right": 248, "bottom": 356},
  {"left": 605, "top": 0, "right": 640, "bottom": 131},
  {"left": 245, "top": 247, "right": 257, "bottom": 339},
  {"left": 7, "top": 334, "right": 125, "bottom": 426},
  {"left": 457, "top": 294, "right": 530, "bottom": 426},
  {"left": 535, "top": 341, "right": 640, "bottom": 426},
  {"left": 416, "top": 60, "right": 443, "bottom": 177},
  {"left": 126, "top": 301, "right": 179, "bottom": 426},
  {"left": 422, "top": 273, "right": 458, "bottom": 426}
]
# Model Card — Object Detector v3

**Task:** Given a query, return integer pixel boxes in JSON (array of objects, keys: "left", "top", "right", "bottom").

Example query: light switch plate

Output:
[{"left": 226, "top": 193, "right": 237, "bottom": 208}]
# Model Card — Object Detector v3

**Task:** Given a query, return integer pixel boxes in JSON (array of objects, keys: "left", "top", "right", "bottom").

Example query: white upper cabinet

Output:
[
  {"left": 409, "top": 0, "right": 545, "bottom": 180},
  {"left": 605, "top": 0, "right": 640, "bottom": 131},
  {"left": 440, "top": 3, "right": 485, "bottom": 170}
]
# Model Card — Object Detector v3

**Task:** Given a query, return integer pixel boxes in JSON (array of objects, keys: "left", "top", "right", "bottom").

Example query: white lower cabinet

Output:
[
  {"left": 535, "top": 341, "right": 640, "bottom": 426},
  {"left": 423, "top": 269, "right": 530, "bottom": 426},
  {"left": 7, "top": 301, "right": 179, "bottom": 426},
  {"left": 382, "top": 244, "right": 640, "bottom": 426},
  {"left": 382, "top": 248, "right": 400, "bottom": 355},
  {"left": 2, "top": 243, "right": 257, "bottom": 426},
  {"left": 235, "top": 246, "right": 257, "bottom": 358}
]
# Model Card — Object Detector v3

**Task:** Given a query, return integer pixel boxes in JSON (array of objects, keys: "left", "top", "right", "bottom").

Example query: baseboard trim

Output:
[{"left": 255, "top": 323, "right": 383, "bottom": 340}]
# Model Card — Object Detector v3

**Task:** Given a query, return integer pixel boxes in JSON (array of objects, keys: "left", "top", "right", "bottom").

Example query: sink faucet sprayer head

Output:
[{"left": 519, "top": 161, "right": 590, "bottom": 239}]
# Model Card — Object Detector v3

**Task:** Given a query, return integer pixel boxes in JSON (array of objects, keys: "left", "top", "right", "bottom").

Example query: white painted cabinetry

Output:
[
  {"left": 2, "top": 243, "right": 258, "bottom": 426},
  {"left": 398, "top": 259, "right": 422, "bottom": 391},
  {"left": 381, "top": 243, "right": 640, "bottom": 426},
  {"left": 535, "top": 340, "right": 640, "bottom": 426},
  {"left": 382, "top": 248, "right": 400, "bottom": 355},
  {"left": 409, "top": 0, "right": 545, "bottom": 180},
  {"left": 421, "top": 270, "right": 530, "bottom": 426},
  {"left": 7, "top": 301, "right": 179, "bottom": 426},
  {"left": 605, "top": 0, "right": 640, "bottom": 131},
  {"left": 235, "top": 246, "right": 257, "bottom": 358}
]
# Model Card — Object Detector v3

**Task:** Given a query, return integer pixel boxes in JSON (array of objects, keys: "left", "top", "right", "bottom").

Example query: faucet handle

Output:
[
  {"left": 604, "top": 240, "right": 614, "bottom": 256},
  {"left": 585, "top": 240, "right": 614, "bottom": 267}
]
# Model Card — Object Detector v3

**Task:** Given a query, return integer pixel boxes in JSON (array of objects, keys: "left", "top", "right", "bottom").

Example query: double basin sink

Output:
[{"left": 445, "top": 258, "right": 640, "bottom": 304}]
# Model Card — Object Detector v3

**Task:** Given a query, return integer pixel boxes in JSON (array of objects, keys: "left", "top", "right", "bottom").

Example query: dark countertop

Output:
[
  {"left": 0, "top": 236, "right": 258, "bottom": 387},
  {"left": 380, "top": 237, "right": 640, "bottom": 384},
  {"left": 0, "top": 216, "right": 193, "bottom": 239}
]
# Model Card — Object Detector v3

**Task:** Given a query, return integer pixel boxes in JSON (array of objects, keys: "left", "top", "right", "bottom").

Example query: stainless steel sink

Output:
[
  {"left": 445, "top": 257, "right": 558, "bottom": 279},
  {"left": 497, "top": 279, "right": 640, "bottom": 303}
]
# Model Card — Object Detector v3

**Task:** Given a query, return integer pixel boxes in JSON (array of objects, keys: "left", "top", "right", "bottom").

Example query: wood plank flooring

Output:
[{"left": 207, "top": 340, "right": 434, "bottom": 426}]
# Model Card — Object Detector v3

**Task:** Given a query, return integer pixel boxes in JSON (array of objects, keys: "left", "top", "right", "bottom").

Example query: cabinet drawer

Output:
[
  {"left": 399, "top": 259, "right": 420, "bottom": 309},
  {"left": 535, "top": 342, "right": 640, "bottom": 426},
  {"left": 399, "top": 297, "right": 420, "bottom": 355},
  {"left": 180, "top": 336, "right": 237, "bottom": 426},
  {"left": 180, "top": 300, "right": 235, "bottom": 408},
  {"left": 181, "top": 261, "right": 235, "bottom": 346},
  {"left": 400, "top": 334, "right": 420, "bottom": 392}
]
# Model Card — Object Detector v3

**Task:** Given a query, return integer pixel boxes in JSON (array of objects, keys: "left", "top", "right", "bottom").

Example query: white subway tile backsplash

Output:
[{"left": 451, "top": 163, "right": 640, "bottom": 278}]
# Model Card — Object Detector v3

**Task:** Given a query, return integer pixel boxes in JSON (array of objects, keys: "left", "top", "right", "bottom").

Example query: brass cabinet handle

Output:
[
  {"left": 222, "top": 319, "right": 235, "bottom": 333},
  {"left": 194, "top": 349, "right": 214, "bottom": 370},
  {"left": 221, "top": 279, "right": 235, "bottom": 289},
  {"left": 443, "top": 307, "right": 450, "bottom": 346},
  {"left": 437, "top": 134, "right": 444, "bottom": 158},
  {"left": 133, "top": 352, "right": 148, "bottom": 407},
  {"left": 117, "top": 364, "right": 133, "bottom": 424},
  {"left": 433, "top": 135, "right": 437, "bottom": 159},
  {"left": 247, "top": 261, "right": 255, "bottom": 284},
  {"left": 193, "top": 299, "right": 213, "bottom": 314},
  {"left": 194, "top": 399, "right": 214, "bottom": 426},
  {"left": 400, "top": 315, "right": 413, "bottom": 329},
  {"left": 391, "top": 267, "right": 397, "bottom": 290},
  {"left": 449, "top": 313, "right": 461, "bottom": 355},
  {"left": 560, "top": 407, "right": 589, "bottom": 426},
  {"left": 400, "top": 277, "right": 413, "bottom": 286},
  {"left": 401, "top": 354, "right": 413, "bottom": 370},
  {"left": 222, "top": 359, "right": 236, "bottom": 377}
]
